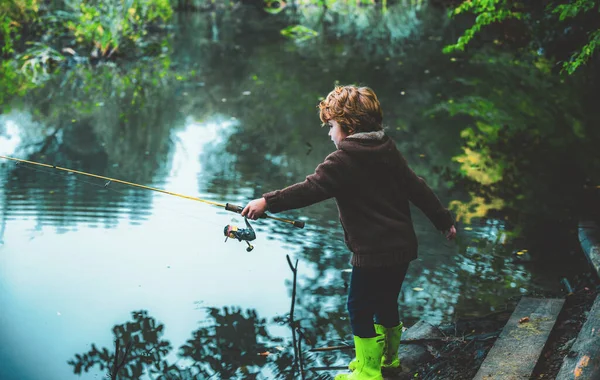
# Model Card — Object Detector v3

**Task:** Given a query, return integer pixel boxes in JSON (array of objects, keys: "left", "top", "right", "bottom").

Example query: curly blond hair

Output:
[{"left": 318, "top": 85, "right": 383, "bottom": 134}]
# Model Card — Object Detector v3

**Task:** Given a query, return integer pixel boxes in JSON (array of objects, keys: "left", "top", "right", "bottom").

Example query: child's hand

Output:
[
  {"left": 445, "top": 225, "right": 457, "bottom": 240},
  {"left": 241, "top": 197, "right": 267, "bottom": 220}
]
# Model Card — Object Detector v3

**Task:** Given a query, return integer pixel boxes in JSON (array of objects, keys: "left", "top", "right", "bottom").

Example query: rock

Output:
[{"left": 397, "top": 320, "right": 443, "bottom": 371}]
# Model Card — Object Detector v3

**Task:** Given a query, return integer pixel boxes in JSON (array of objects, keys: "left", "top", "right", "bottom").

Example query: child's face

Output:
[{"left": 327, "top": 119, "right": 349, "bottom": 148}]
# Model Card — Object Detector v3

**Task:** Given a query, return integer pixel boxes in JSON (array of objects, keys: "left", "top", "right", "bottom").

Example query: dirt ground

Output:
[{"left": 409, "top": 275, "right": 599, "bottom": 380}]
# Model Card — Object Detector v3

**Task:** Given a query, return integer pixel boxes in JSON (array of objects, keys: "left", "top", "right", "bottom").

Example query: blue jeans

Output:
[{"left": 347, "top": 263, "right": 410, "bottom": 338}]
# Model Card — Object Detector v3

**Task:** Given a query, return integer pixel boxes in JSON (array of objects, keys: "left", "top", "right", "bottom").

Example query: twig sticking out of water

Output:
[{"left": 286, "top": 254, "right": 305, "bottom": 380}]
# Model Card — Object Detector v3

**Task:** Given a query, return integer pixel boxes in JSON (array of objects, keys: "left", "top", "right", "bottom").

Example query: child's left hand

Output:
[
  {"left": 242, "top": 197, "right": 268, "bottom": 220},
  {"left": 445, "top": 225, "right": 457, "bottom": 240}
]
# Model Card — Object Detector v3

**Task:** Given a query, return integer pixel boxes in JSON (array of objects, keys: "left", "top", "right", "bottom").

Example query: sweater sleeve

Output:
[
  {"left": 404, "top": 165, "right": 454, "bottom": 231},
  {"left": 262, "top": 152, "right": 348, "bottom": 213}
]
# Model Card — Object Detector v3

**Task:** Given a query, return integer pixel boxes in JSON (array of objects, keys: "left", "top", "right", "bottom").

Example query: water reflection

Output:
[{"left": 67, "top": 306, "right": 353, "bottom": 380}]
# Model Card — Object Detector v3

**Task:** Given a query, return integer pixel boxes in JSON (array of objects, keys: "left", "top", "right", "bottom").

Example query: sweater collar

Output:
[{"left": 345, "top": 130, "right": 386, "bottom": 141}]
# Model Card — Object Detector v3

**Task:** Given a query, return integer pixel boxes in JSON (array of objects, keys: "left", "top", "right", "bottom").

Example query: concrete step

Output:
[
  {"left": 473, "top": 297, "right": 565, "bottom": 380},
  {"left": 555, "top": 294, "right": 600, "bottom": 379}
]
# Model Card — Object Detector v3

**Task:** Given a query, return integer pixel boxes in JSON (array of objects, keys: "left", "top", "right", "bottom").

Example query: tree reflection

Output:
[
  {"left": 68, "top": 310, "right": 173, "bottom": 379},
  {"left": 0, "top": 53, "right": 195, "bottom": 232},
  {"left": 69, "top": 307, "right": 318, "bottom": 379},
  {"left": 180, "top": 306, "right": 279, "bottom": 378},
  {"left": 430, "top": 51, "right": 600, "bottom": 256}
]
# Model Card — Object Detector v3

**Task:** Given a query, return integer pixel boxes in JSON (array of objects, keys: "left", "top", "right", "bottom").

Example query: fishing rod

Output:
[{"left": 0, "top": 155, "right": 305, "bottom": 251}]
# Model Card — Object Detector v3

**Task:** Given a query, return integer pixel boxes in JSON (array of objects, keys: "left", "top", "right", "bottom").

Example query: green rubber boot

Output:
[
  {"left": 380, "top": 323, "right": 403, "bottom": 369},
  {"left": 335, "top": 335, "right": 384, "bottom": 380},
  {"left": 348, "top": 325, "right": 386, "bottom": 371}
]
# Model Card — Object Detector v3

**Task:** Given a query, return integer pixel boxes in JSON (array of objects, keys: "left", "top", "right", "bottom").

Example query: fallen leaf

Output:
[{"left": 574, "top": 355, "right": 590, "bottom": 377}]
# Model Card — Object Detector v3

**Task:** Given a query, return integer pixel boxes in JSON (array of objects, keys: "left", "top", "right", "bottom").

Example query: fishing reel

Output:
[{"left": 224, "top": 217, "right": 256, "bottom": 252}]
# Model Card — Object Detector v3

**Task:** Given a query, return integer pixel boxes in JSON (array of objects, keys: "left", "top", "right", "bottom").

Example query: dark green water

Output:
[{"left": 0, "top": 5, "right": 587, "bottom": 380}]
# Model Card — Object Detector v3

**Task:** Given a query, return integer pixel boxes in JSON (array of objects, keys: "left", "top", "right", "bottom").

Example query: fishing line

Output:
[
  {"left": 9, "top": 161, "right": 231, "bottom": 230},
  {"left": 0, "top": 155, "right": 304, "bottom": 225},
  {"left": 13, "top": 161, "right": 124, "bottom": 194},
  {"left": 1, "top": 155, "right": 306, "bottom": 251}
]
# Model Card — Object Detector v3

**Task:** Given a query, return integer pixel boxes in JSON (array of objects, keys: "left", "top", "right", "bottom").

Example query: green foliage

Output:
[
  {"left": 0, "top": 60, "right": 36, "bottom": 109},
  {"left": 1, "top": 0, "right": 172, "bottom": 58},
  {"left": 280, "top": 25, "right": 318, "bottom": 42},
  {"left": 444, "top": 0, "right": 600, "bottom": 74},
  {"left": 19, "top": 42, "right": 64, "bottom": 83},
  {"left": 0, "top": 0, "right": 173, "bottom": 107},
  {"left": 553, "top": 0, "right": 596, "bottom": 19},
  {"left": 60, "top": 0, "right": 173, "bottom": 57},
  {"left": 562, "top": 29, "right": 600, "bottom": 74},
  {"left": 0, "top": 0, "right": 40, "bottom": 55},
  {"left": 432, "top": 51, "right": 597, "bottom": 231},
  {"left": 264, "top": 0, "right": 287, "bottom": 14},
  {"left": 443, "top": 0, "right": 522, "bottom": 54}
]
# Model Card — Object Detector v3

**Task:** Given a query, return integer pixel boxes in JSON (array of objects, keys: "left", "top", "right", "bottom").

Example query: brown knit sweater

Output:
[{"left": 263, "top": 131, "right": 454, "bottom": 267}]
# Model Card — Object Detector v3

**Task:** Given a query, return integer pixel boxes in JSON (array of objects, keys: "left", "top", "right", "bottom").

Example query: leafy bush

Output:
[
  {"left": 0, "top": 0, "right": 40, "bottom": 55},
  {"left": 444, "top": 0, "right": 600, "bottom": 74},
  {"left": 60, "top": 0, "right": 173, "bottom": 57}
]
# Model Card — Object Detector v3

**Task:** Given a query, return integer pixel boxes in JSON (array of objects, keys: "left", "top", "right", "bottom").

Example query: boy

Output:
[{"left": 242, "top": 85, "right": 456, "bottom": 380}]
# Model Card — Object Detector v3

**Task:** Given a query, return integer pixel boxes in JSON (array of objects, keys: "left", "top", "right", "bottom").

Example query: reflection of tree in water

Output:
[
  {"left": 0, "top": 57, "right": 195, "bottom": 232},
  {"left": 431, "top": 52, "right": 600, "bottom": 258},
  {"left": 181, "top": 306, "right": 278, "bottom": 378},
  {"left": 69, "top": 307, "right": 318, "bottom": 379},
  {"left": 290, "top": 0, "right": 440, "bottom": 59},
  {"left": 69, "top": 311, "right": 174, "bottom": 379},
  {"left": 18, "top": 57, "right": 185, "bottom": 183}
]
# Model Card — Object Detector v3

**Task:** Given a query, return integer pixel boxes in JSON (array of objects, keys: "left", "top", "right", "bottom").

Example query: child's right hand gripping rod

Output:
[{"left": 224, "top": 203, "right": 305, "bottom": 229}]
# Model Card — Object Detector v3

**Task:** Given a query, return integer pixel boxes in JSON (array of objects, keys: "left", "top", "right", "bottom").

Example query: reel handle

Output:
[
  {"left": 225, "top": 203, "right": 305, "bottom": 229},
  {"left": 225, "top": 203, "right": 245, "bottom": 214}
]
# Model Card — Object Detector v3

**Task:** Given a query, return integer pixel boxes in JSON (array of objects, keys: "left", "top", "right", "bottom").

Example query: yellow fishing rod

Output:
[{"left": 0, "top": 154, "right": 305, "bottom": 251}]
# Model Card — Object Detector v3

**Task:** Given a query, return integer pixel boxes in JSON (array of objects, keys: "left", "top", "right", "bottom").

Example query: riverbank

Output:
[
  {"left": 392, "top": 280, "right": 598, "bottom": 379},
  {"left": 396, "top": 221, "right": 600, "bottom": 379}
]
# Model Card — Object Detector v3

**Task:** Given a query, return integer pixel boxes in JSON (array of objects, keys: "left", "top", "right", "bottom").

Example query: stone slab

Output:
[
  {"left": 474, "top": 297, "right": 565, "bottom": 380},
  {"left": 556, "top": 294, "right": 600, "bottom": 380}
]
